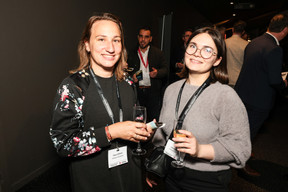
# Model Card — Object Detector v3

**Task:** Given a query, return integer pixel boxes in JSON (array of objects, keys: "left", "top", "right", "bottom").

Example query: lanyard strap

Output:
[
  {"left": 89, "top": 68, "right": 123, "bottom": 124},
  {"left": 174, "top": 77, "right": 211, "bottom": 131},
  {"left": 138, "top": 48, "right": 149, "bottom": 68}
]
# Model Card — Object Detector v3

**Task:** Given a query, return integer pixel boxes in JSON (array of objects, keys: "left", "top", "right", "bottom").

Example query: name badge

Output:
[
  {"left": 108, "top": 146, "right": 128, "bottom": 168},
  {"left": 164, "top": 139, "right": 185, "bottom": 161}
]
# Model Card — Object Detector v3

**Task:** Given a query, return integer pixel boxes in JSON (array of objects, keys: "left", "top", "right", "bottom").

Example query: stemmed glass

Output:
[
  {"left": 171, "top": 120, "right": 185, "bottom": 168},
  {"left": 132, "top": 106, "right": 147, "bottom": 156}
]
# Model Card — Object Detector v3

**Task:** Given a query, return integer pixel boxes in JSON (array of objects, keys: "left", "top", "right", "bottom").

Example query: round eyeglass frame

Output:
[{"left": 186, "top": 43, "right": 217, "bottom": 59}]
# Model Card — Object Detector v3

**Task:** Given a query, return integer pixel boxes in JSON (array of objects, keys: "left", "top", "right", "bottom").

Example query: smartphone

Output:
[
  {"left": 135, "top": 70, "right": 143, "bottom": 81},
  {"left": 148, "top": 121, "right": 165, "bottom": 129}
]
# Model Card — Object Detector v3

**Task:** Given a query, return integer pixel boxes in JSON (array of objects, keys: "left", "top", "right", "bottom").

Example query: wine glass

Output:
[
  {"left": 171, "top": 120, "right": 185, "bottom": 168},
  {"left": 132, "top": 106, "right": 147, "bottom": 156}
]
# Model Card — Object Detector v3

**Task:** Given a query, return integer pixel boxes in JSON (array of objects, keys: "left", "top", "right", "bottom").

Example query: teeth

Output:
[{"left": 191, "top": 59, "right": 201, "bottom": 64}]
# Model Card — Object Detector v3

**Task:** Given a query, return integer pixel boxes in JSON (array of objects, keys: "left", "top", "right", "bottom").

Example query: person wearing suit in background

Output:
[
  {"left": 225, "top": 20, "right": 249, "bottom": 87},
  {"left": 127, "top": 26, "right": 168, "bottom": 122},
  {"left": 235, "top": 13, "right": 288, "bottom": 176}
]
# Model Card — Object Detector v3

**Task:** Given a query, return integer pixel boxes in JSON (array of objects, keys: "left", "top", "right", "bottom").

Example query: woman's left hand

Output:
[{"left": 172, "top": 130, "right": 199, "bottom": 158}]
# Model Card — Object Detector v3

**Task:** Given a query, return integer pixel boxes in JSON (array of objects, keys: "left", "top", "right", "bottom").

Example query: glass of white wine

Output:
[{"left": 132, "top": 106, "right": 147, "bottom": 156}]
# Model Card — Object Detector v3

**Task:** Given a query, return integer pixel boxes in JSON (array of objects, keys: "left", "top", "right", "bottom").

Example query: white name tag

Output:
[
  {"left": 108, "top": 146, "right": 128, "bottom": 168},
  {"left": 164, "top": 139, "right": 185, "bottom": 161},
  {"left": 164, "top": 139, "right": 178, "bottom": 160}
]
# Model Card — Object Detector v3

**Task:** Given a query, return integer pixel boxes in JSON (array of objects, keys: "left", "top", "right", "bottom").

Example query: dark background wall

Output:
[{"left": 0, "top": 1, "right": 209, "bottom": 191}]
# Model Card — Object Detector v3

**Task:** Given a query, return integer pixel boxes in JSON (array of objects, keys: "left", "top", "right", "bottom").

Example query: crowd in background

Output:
[{"left": 49, "top": 12, "right": 288, "bottom": 192}]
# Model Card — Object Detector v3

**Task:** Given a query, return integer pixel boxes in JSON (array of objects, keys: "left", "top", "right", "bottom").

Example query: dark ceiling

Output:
[{"left": 188, "top": 0, "right": 288, "bottom": 29}]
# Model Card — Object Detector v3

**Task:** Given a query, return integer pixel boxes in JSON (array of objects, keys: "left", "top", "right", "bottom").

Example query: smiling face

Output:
[
  {"left": 184, "top": 33, "right": 222, "bottom": 78},
  {"left": 138, "top": 29, "right": 152, "bottom": 51},
  {"left": 85, "top": 20, "right": 122, "bottom": 77}
]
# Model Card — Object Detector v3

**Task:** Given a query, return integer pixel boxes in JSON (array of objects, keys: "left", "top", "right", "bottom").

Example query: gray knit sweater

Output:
[{"left": 152, "top": 79, "right": 251, "bottom": 171}]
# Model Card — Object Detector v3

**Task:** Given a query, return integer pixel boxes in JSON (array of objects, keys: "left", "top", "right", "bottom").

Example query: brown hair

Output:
[
  {"left": 177, "top": 27, "right": 228, "bottom": 84},
  {"left": 70, "top": 13, "right": 127, "bottom": 81},
  {"left": 268, "top": 13, "right": 288, "bottom": 33}
]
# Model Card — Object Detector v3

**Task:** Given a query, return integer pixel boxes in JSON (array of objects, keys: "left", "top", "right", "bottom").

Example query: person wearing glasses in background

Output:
[{"left": 147, "top": 27, "right": 251, "bottom": 192}]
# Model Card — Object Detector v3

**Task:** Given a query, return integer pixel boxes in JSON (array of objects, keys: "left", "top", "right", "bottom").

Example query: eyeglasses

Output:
[{"left": 186, "top": 43, "right": 217, "bottom": 59}]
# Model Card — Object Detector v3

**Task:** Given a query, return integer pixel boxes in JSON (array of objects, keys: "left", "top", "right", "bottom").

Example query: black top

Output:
[{"left": 50, "top": 69, "right": 142, "bottom": 192}]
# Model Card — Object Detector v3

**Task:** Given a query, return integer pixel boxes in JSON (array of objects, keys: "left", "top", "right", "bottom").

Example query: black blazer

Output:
[
  {"left": 235, "top": 33, "right": 286, "bottom": 110},
  {"left": 127, "top": 45, "right": 168, "bottom": 91}
]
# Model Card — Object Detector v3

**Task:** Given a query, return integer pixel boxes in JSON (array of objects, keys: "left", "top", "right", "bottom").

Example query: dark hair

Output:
[
  {"left": 268, "top": 13, "right": 288, "bottom": 33},
  {"left": 215, "top": 25, "right": 226, "bottom": 38},
  {"left": 70, "top": 12, "right": 126, "bottom": 81},
  {"left": 178, "top": 27, "right": 228, "bottom": 84},
  {"left": 233, "top": 20, "right": 246, "bottom": 34},
  {"left": 182, "top": 28, "right": 193, "bottom": 36},
  {"left": 138, "top": 26, "right": 152, "bottom": 36}
]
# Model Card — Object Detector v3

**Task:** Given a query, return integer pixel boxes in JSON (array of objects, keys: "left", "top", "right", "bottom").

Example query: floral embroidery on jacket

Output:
[{"left": 50, "top": 70, "right": 101, "bottom": 157}]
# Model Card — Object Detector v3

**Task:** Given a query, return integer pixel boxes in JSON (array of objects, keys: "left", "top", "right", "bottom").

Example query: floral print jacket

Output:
[{"left": 49, "top": 69, "right": 135, "bottom": 157}]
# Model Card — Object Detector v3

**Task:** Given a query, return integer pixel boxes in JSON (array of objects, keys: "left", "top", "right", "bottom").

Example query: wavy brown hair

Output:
[
  {"left": 70, "top": 13, "right": 127, "bottom": 81},
  {"left": 177, "top": 27, "right": 228, "bottom": 84}
]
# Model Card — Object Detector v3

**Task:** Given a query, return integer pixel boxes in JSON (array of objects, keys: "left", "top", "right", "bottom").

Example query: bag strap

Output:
[{"left": 167, "top": 77, "right": 211, "bottom": 141}]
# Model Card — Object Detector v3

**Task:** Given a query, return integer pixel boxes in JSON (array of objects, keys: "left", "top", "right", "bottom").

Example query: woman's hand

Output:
[
  {"left": 108, "top": 121, "right": 150, "bottom": 142},
  {"left": 172, "top": 130, "right": 215, "bottom": 160},
  {"left": 172, "top": 130, "right": 199, "bottom": 157}
]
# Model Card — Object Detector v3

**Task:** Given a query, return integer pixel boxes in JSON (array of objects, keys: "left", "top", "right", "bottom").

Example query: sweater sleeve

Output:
[
  {"left": 49, "top": 77, "right": 105, "bottom": 157},
  {"left": 210, "top": 87, "right": 251, "bottom": 168}
]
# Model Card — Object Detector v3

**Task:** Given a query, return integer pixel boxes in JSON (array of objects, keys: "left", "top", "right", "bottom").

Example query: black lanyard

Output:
[
  {"left": 174, "top": 77, "right": 211, "bottom": 130},
  {"left": 89, "top": 67, "right": 123, "bottom": 124}
]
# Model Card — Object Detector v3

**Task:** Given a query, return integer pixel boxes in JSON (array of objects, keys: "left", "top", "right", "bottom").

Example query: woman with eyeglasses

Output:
[{"left": 146, "top": 27, "right": 251, "bottom": 192}]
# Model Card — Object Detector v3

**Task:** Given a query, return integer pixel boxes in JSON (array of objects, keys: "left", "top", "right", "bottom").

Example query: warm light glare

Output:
[
  {"left": 233, "top": 13, "right": 236, "bottom": 16},
  {"left": 230, "top": 2, "right": 234, "bottom": 5}
]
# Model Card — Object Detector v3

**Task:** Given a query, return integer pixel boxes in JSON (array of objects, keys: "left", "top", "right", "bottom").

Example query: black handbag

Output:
[
  {"left": 144, "top": 77, "right": 210, "bottom": 178},
  {"left": 144, "top": 146, "right": 172, "bottom": 177}
]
